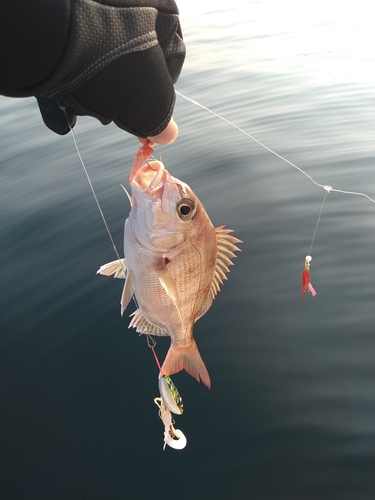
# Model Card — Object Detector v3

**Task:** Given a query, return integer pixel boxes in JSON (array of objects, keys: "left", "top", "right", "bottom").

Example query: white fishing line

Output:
[
  {"left": 65, "top": 114, "right": 124, "bottom": 268},
  {"left": 308, "top": 190, "right": 329, "bottom": 256},
  {"left": 66, "top": 93, "right": 373, "bottom": 280},
  {"left": 175, "top": 91, "right": 375, "bottom": 204}
]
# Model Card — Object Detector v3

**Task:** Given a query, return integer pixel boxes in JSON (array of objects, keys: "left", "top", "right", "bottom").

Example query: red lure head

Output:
[
  {"left": 301, "top": 256, "right": 316, "bottom": 300},
  {"left": 129, "top": 139, "right": 154, "bottom": 184},
  {"left": 301, "top": 268, "right": 310, "bottom": 300}
]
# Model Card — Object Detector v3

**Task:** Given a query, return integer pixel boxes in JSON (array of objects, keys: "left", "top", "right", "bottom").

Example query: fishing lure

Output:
[
  {"left": 301, "top": 255, "right": 317, "bottom": 300},
  {"left": 65, "top": 95, "right": 375, "bottom": 452},
  {"left": 158, "top": 375, "right": 184, "bottom": 415},
  {"left": 155, "top": 374, "right": 186, "bottom": 450},
  {"left": 148, "top": 335, "right": 186, "bottom": 449},
  {"left": 154, "top": 396, "right": 187, "bottom": 450}
]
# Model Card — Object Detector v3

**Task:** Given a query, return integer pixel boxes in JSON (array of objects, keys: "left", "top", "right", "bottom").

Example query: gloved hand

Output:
[{"left": 1, "top": 0, "right": 185, "bottom": 139}]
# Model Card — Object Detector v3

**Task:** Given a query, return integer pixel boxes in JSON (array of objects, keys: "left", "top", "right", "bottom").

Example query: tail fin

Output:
[{"left": 161, "top": 341, "right": 211, "bottom": 389}]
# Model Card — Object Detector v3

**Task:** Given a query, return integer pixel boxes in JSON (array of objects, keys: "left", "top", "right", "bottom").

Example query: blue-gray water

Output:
[{"left": 1, "top": 1, "right": 374, "bottom": 499}]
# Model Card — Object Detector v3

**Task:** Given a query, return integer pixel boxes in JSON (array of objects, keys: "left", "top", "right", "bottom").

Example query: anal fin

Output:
[{"left": 128, "top": 309, "right": 168, "bottom": 336}]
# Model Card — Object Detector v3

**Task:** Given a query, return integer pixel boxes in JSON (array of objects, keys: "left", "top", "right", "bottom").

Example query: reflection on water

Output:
[{"left": 1, "top": 1, "right": 374, "bottom": 499}]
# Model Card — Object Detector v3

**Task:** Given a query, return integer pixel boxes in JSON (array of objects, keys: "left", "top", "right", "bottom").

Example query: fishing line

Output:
[
  {"left": 66, "top": 94, "right": 372, "bottom": 303},
  {"left": 146, "top": 335, "right": 162, "bottom": 371},
  {"left": 175, "top": 91, "right": 375, "bottom": 204},
  {"left": 174, "top": 90, "right": 374, "bottom": 299},
  {"left": 65, "top": 111, "right": 124, "bottom": 271},
  {"left": 308, "top": 190, "right": 329, "bottom": 256}
]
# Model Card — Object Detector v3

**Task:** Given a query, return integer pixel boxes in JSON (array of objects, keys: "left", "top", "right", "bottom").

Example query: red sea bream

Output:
[{"left": 98, "top": 142, "right": 241, "bottom": 388}]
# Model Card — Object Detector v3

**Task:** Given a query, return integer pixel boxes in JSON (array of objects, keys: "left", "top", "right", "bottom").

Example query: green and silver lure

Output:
[
  {"left": 158, "top": 374, "right": 184, "bottom": 415},
  {"left": 154, "top": 397, "right": 187, "bottom": 450},
  {"left": 154, "top": 373, "right": 186, "bottom": 450}
]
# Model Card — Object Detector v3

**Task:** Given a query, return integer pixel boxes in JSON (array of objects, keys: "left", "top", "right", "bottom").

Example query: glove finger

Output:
[
  {"left": 71, "top": 47, "right": 175, "bottom": 137},
  {"left": 36, "top": 96, "right": 76, "bottom": 135}
]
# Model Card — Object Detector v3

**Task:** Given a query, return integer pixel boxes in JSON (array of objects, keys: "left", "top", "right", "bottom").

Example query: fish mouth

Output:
[{"left": 131, "top": 160, "right": 167, "bottom": 196}]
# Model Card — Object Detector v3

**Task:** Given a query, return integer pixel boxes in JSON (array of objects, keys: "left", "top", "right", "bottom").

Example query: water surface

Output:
[{"left": 1, "top": 1, "right": 374, "bottom": 499}]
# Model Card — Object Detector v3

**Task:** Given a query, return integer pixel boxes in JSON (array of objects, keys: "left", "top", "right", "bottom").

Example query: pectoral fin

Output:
[
  {"left": 96, "top": 259, "right": 127, "bottom": 279},
  {"left": 121, "top": 270, "right": 134, "bottom": 315},
  {"left": 153, "top": 258, "right": 181, "bottom": 316}
]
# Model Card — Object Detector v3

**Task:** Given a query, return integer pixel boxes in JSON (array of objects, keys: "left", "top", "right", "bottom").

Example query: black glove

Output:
[{"left": 1, "top": 0, "right": 185, "bottom": 136}]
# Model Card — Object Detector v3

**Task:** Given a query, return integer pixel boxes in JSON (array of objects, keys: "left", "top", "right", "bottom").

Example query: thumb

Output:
[{"left": 138, "top": 118, "right": 178, "bottom": 146}]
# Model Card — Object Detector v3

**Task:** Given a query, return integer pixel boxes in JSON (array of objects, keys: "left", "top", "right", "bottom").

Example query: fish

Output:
[{"left": 97, "top": 141, "right": 241, "bottom": 388}]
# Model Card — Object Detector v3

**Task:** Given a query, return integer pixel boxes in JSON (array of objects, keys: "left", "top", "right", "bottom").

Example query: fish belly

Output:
[{"left": 124, "top": 219, "right": 182, "bottom": 336}]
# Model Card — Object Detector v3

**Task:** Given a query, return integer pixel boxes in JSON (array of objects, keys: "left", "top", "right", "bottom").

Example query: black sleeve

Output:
[
  {"left": 0, "top": 0, "right": 185, "bottom": 137},
  {"left": 0, "top": 0, "right": 71, "bottom": 92}
]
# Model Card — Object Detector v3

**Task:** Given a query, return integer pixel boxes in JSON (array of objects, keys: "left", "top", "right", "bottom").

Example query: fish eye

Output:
[{"left": 176, "top": 198, "right": 196, "bottom": 221}]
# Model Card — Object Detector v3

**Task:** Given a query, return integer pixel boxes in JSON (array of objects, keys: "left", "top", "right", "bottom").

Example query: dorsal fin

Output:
[{"left": 195, "top": 226, "right": 242, "bottom": 321}]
